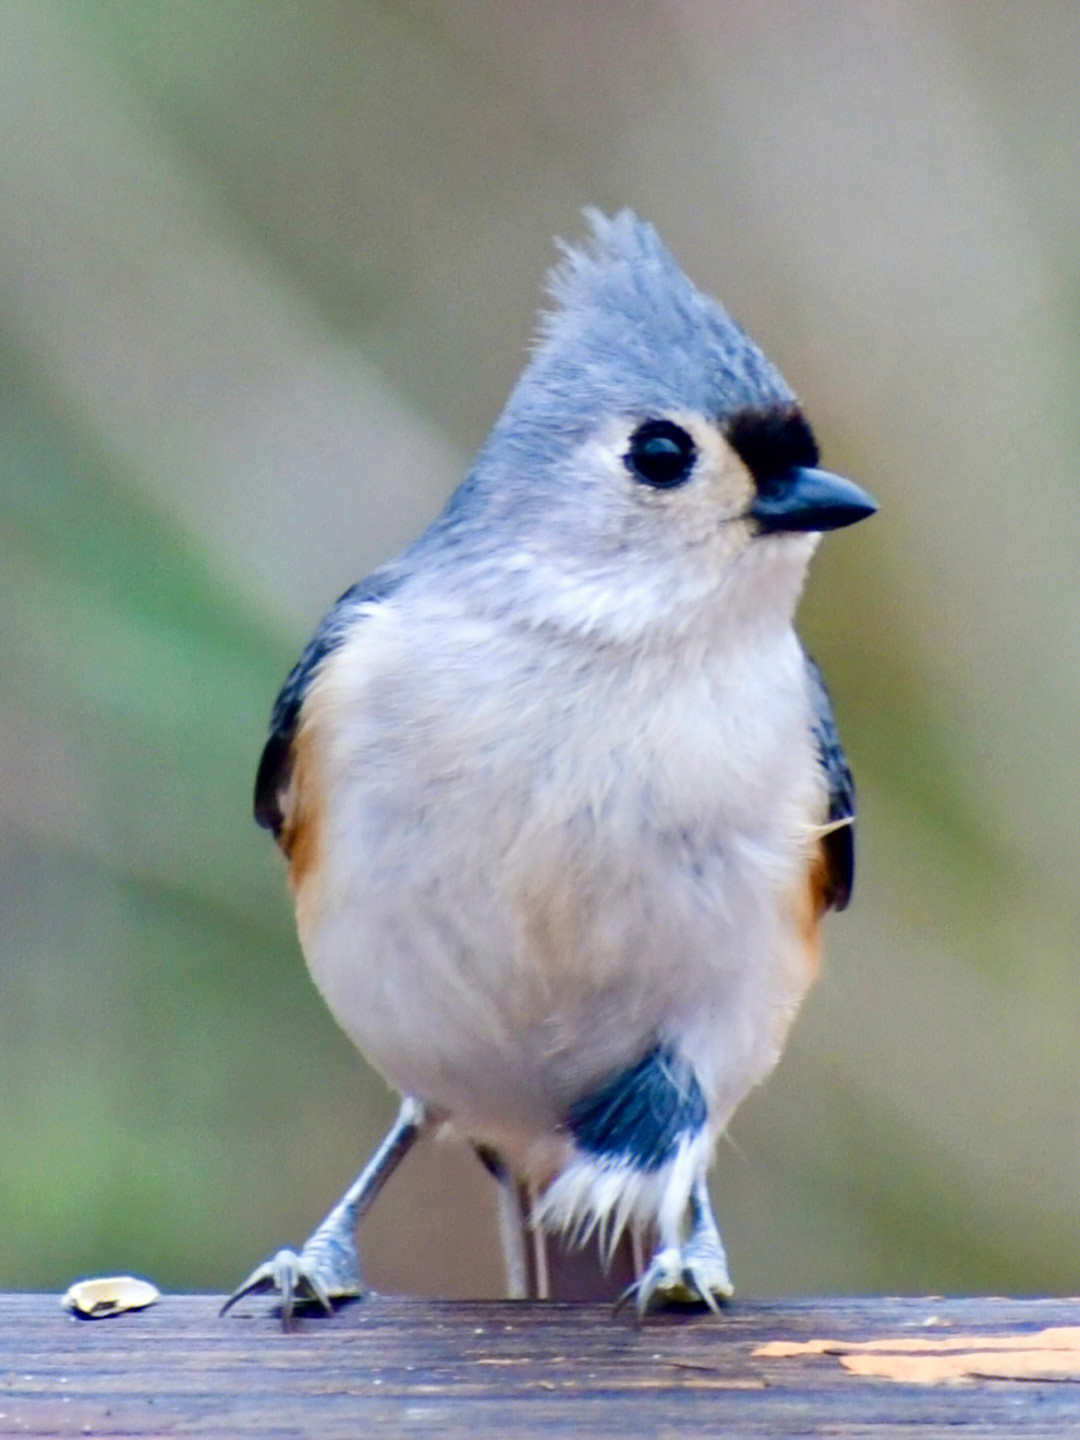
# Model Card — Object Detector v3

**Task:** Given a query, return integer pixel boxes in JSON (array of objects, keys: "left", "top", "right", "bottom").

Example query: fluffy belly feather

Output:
[
  {"left": 298, "top": 764, "right": 820, "bottom": 1150},
  {"left": 293, "top": 617, "right": 825, "bottom": 1149}
]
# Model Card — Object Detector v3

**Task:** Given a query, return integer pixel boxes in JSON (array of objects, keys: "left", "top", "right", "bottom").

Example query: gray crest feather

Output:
[
  {"left": 433, "top": 208, "right": 806, "bottom": 559},
  {"left": 507, "top": 209, "right": 796, "bottom": 438}
]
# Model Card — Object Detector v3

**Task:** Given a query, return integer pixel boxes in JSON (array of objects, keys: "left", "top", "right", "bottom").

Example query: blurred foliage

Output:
[{"left": 3, "top": 0, "right": 1079, "bottom": 1299}]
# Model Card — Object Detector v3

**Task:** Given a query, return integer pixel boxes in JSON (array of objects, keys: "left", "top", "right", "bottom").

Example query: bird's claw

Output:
[
  {"left": 619, "top": 1241, "right": 734, "bottom": 1317},
  {"left": 221, "top": 1240, "right": 364, "bottom": 1328},
  {"left": 221, "top": 1099, "right": 427, "bottom": 1328}
]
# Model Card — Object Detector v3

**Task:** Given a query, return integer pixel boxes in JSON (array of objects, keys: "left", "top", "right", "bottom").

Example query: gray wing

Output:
[
  {"left": 254, "top": 568, "right": 403, "bottom": 838},
  {"left": 804, "top": 652, "right": 856, "bottom": 911}
]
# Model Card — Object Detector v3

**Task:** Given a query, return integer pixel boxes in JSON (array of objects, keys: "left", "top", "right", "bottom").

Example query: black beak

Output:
[{"left": 749, "top": 467, "right": 878, "bottom": 534}]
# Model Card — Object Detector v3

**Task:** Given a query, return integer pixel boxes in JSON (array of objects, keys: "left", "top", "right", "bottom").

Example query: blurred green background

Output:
[{"left": 3, "top": 0, "right": 1080, "bottom": 1300}]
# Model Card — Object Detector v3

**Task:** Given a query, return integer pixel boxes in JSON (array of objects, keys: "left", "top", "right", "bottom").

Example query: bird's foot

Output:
[
  {"left": 220, "top": 1225, "right": 364, "bottom": 1327},
  {"left": 221, "top": 1097, "right": 430, "bottom": 1329},
  {"left": 623, "top": 1231, "right": 733, "bottom": 1316}
]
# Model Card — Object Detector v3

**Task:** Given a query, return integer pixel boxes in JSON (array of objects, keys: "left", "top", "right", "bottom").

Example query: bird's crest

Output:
[{"left": 492, "top": 210, "right": 797, "bottom": 448}]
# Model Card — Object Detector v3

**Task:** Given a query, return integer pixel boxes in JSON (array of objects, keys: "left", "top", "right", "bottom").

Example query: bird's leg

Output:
[
  {"left": 476, "top": 1145, "right": 645, "bottom": 1300},
  {"left": 493, "top": 1178, "right": 533, "bottom": 1299},
  {"left": 630, "top": 1173, "right": 733, "bottom": 1315},
  {"left": 222, "top": 1095, "right": 431, "bottom": 1326},
  {"left": 679, "top": 1174, "right": 734, "bottom": 1304},
  {"left": 473, "top": 1144, "right": 534, "bottom": 1299}
]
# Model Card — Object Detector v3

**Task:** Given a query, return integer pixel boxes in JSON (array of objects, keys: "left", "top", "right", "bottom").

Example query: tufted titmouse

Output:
[{"left": 223, "top": 211, "right": 876, "bottom": 1322}]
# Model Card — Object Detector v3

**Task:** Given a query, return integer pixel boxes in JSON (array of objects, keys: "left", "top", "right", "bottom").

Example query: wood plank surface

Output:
[{"left": 3, "top": 1293, "right": 1080, "bottom": 1437}]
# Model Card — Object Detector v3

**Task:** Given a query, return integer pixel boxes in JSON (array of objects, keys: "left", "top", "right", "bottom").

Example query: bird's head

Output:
[{"left": 438, "top": 211, "right": 876, "bottom": 646}]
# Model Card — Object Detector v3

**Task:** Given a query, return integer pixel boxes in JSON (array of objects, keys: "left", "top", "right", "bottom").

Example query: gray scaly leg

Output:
[
  {"left": 630, "top": 1175, "right": 733, "bottom": 1315},
  {"left": 222, "top": 1096, "right": 431, "bottom": 1326}
]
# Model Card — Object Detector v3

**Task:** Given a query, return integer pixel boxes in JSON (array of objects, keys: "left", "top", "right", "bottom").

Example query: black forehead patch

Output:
[{"left": 724, "top": 404, "right": 819, "bottom": 484}]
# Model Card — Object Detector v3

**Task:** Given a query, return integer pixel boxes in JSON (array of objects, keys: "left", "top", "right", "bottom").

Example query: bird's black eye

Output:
[{"left": 625, "top": 419, "right": 697, "bottom": 489}]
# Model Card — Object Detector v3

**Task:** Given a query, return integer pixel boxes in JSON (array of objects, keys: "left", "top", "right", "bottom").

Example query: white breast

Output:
[{"left": 294, "top": 594, "right": 826, "bottom": 1157}]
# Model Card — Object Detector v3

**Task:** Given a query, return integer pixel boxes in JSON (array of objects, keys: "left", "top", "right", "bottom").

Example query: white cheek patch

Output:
[
  {"left": 677, "top": 413, "right": 757, "bottom": 522},
  {"left": 498, "top": 412, "right": 814, "bottom": 645}
]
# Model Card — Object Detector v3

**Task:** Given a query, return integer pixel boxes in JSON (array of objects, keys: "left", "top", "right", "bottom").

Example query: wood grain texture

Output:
[{"left": 3, "top": 1294, "right": 1080, "bottom": 1437}]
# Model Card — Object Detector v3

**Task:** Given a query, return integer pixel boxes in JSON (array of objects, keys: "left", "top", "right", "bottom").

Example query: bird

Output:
[{"left": 222, "top": 210, "right": 876, "bottom": 1323}]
